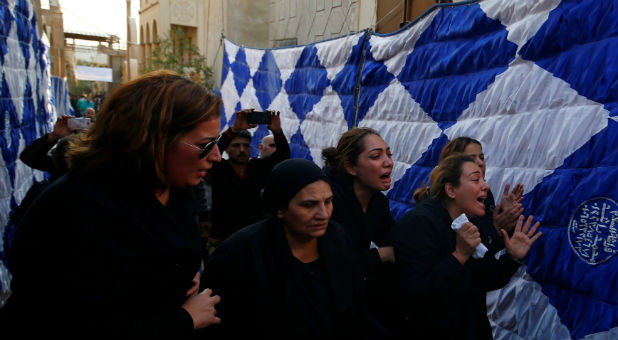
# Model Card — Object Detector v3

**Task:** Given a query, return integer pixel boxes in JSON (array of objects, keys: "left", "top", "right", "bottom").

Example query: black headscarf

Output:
[{"left": 261, "top": 158, "right": 329, "bottom": 216}]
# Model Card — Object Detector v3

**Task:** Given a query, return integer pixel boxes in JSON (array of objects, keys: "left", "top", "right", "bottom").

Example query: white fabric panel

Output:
[
  {"left": 487, "top": 266, "right": 573, "bottom": 340},
  {"left": 267, "top": 91, "right": 300, "bottom": 140},
  {"left": 480, "top": 0, "right": 561, "bottom": 52},
  {"left": 315, "top": 32, "right": 363, "bottom": 81},
  {"left": 301, "top": 85, "right": 348, "bottom": 168},
  {"left": 223, "top": 39, "right": 240, "bottom": 67},
  {"left": 271, "top": 45, "right": 306, "bottom": 83},
  {"left": 446, "top": 58, "right": 608, "bottom": 198},
  {"left": 369, "top": 10, "right": 439, "bottom": 77},
  {"left": 244, "top": 48, "right": 266, "bottom": 78},
  {"left": 219, "top": 72, "right": 240, "bottom": 121},
  {"left": 360, "top": 79, "right": 441, "bottom": 187},
  {"left": 238, "top": 80, "right": 261, "bottom": 110}
]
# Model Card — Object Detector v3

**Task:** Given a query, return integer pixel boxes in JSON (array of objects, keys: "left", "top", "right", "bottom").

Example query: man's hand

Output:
[
  {"left": 267, "top": 111, "right": 282, "bottom": 134},
  {"left": 231, "top": 109, "right": 257, "bottom": 132}
]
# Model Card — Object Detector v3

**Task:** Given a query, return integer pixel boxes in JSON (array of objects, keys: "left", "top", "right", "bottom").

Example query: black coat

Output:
[
  {"left": 201, "top": 218, "right": 368, "bottom": 338},
  {"left": 3, "top": 170, "right": 203, "bottom": 338},
  {"left": 324, "top": 167, "right": 403, "bottom": 335},
  {"left": 389, "top": 198, "right": 520, "bottom": 340},
  {"left": 208, "top": 129, "right": 290, "bottom": 241},
  {"left": 325, "top": 166, "right": 395, "bottom": 275}
]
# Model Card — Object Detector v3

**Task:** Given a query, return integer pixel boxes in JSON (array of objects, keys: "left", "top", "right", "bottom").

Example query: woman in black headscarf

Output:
[{"left": 201, "top": 158, "right": 367, "bottom": 338}]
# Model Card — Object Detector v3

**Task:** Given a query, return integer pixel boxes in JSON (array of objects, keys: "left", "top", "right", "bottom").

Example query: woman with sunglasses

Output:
[{"left": 3, "top": 71, "right": 222, "bottom": 338}]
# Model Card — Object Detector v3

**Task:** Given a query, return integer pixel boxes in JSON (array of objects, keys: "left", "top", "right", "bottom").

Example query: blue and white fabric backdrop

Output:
[
  {"left": 0, "top": 0, "right": 56, "bottom": 306},
  {"left": 219, "top": 0, "right": 617, "bottom": 338}
]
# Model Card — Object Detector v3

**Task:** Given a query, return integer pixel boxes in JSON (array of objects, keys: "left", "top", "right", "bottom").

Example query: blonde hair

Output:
[{"left": 413, "top": 153, "right": 476, "bottom": 204}]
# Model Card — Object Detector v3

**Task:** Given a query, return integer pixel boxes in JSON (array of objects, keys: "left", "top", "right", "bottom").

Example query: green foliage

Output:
[{"left": 144, "top": 27, "right": 214, "bottom": 89}]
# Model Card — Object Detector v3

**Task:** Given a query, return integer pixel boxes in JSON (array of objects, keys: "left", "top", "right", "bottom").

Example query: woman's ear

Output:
[
  {"left": 445, "top": 183, "right": 456, "bottom": 200},
  {"left": 343, "top": 161, "right": 357, "bottom": 177}
]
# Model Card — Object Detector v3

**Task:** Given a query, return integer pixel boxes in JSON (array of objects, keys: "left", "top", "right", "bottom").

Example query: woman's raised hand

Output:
[{"left": 501, "top": 215, "right": 542, "bottom": 262}]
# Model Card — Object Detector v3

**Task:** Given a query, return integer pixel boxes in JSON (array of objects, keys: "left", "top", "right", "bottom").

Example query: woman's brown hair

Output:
[
  {"left": 413, "top": 153, "right": 476, "bottom": 204},
  {"left": 66, "top": 70, "right": 221, "bottom": 189},
  {"left": 322, "top": 127, "right": 381, "bottom": 172},
  {"left": 440, "top": 137, "right": 481, "bottom": 161}
]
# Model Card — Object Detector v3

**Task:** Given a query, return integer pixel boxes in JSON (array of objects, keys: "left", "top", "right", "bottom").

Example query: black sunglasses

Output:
[{"left": 181, "top": 134, "right": 221, "bottom": 159}]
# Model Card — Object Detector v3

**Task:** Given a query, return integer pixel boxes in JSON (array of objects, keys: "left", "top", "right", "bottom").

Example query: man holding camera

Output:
[{"left": 205, "top": 109, "right": 290, "bottom": 253}]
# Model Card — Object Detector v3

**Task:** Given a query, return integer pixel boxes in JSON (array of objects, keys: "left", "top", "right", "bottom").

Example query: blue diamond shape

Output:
[
  {"left": 289, "top": 126, "right": 313, "bottom": 161},
  {"left": 221, "top": 47, "right": 230, "bottom": 86},
  {"left": 0, "top": 2, "right": 14, "bottom": 65},
  {"left": 356, "top": 40, "right": 395, "bottom": 128},
  {"left": 284, "top": 45, "right": 330, "bottom": 122},
  {"left": 520, "top": 0, "right": 618, "bottom": 117},
  {"left": 252, "top": 50, "right": 282, "bottom": 110},
  {"left": 14, "top": 0, "right": 32, "bottom": 68},
  {"left": 524, "top": 120, "right": 618, "bottom": 339},
  {"left": 397, "top": 3, "right": 517, "bottom": 124},
  {"left": 20, "top": 80, "right": 36, "bottom": 145},
  {"left": 0, "top": 73, "right": 21, "bottom": 187},
  {"left": 230, "top": 47, "right": 251, "bottom": 96},
  {"left": 35, "top": 80, "right": 52, "bottom": 136},
  {"left": 331, "top": 35, "right": 369, "bottom": 129},
  {"left": 387, "top": 133, "right": 450, "bottom": 220}
]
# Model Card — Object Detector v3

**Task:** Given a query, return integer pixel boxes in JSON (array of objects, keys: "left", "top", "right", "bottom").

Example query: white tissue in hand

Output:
[{"left": 451, "top": 213, "right": 488, "bottom": 259}]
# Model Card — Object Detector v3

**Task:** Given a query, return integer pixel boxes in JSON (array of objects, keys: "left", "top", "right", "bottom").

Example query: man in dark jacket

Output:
[{"left": 207, "top": 109, "right": 290, "bottom": 246}]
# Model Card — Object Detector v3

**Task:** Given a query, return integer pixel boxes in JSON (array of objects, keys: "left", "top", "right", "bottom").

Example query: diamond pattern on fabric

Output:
[
  {"left": 230, "top": 47, "right": 251, "bottom": 96},
  {"left": 252, "top": 50, "right": 281, "bottom": 110},
  {"left": 519, "top": 0, "right": 618, "bottom": 117},
  {"left": 397, "top": 3, "right": 518, "bottom": 124},
  {"left": 284, "top": 45, "right": 330, "bottom": 122}
]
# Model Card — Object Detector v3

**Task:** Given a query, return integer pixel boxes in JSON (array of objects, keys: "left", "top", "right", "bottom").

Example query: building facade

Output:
[{"left": 138, "top": 0, "right": 451, "bottom": 87}]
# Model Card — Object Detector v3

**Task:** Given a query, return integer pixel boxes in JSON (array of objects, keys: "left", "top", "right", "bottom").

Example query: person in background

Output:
[
  {"left": 440, "top": 137, "right": 524, "bottom": 254},
  {"left": 2, "top": 71, "right": 222, "bottom": 338},
  {"left": 85, "top": 107, "right": 96, "bottom": 121},
  {"left": 7, "top": 114, "right": 81, "bottom": 248},
  {"left": 202, "top": 158, "right": 367, "bottom": 338},
  {"left": 389, "top": 153, "right": 541, "bottom": 340},
  {"left": 258, "top": 134, "right": 276, "bottom": 158},
  {"left": 207, "top": 109, "right": 290, "bottom": 250},
  {"left": 321, "top": 127, "right": 401, "bottom": 337},
  {"left": 19, "top": 114, "right": 74, "bottom": 177},
  {"left": 75, "top": 93, "right": 88, "bottom": 116}
]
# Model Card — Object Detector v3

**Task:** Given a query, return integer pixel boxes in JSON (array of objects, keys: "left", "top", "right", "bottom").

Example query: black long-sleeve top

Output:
[
  {"left": 3, "top": 170, "right": 203, "bottom": 338},
  {"left": 201, "top": 218, "right": 368, "bottom": 339},
  {"left": 208, "top": 128, "right": 290, "bottom": 241},
  {"left": 388, "top": 198, "right": 520, "bottom": 340},
  {"left": 324, "top": 166, "right": 395, "bottom": 276},
  {"left": 19, "top": 133, "right": 57, "bottom": 174}
]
